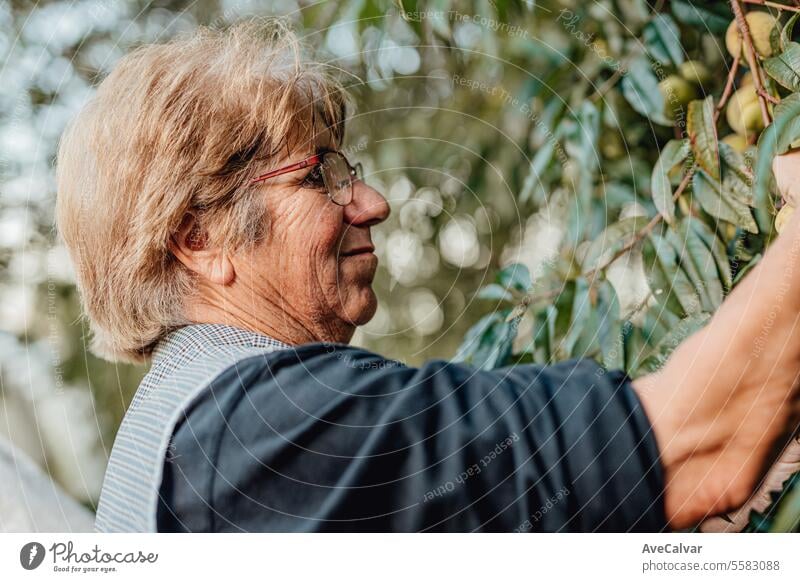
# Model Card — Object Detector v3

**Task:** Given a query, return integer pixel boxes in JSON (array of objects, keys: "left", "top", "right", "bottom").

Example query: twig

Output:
[
  {"left": 741, "top": 0, "right": 800, "bottom": 12},
  {"left": 585, "top": 170, "right": 695, "bottom": 279},
  {"left": 731, "top": 0, "right": 773, "bottom": 126},
  {"left": 715, "top": 53, "right": 741, "bottom": 124},
  {"left": 524, "top": 1, "right": 768, "bottom": 309},
  {"left": 589, "top": 0, "right": 667, "bottom": 102},
  {"left": 591, "top": 57, "right": 630, "bottom": 103},
  {"left": 521, "top": 169, "right": 694, "bottom": 309},
  {"left": 758, "top": 87, "right": 781, "bottom": 104}
]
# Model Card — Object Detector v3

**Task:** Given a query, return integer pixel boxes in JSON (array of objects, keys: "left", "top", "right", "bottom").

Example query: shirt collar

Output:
[{"left": 151, "top": 323, "right": 292, "bottom": 367}]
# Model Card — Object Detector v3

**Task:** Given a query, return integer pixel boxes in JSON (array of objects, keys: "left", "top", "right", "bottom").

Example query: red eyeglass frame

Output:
[{"left": 250, "top": 153, "right": 326, "bottom": 184}]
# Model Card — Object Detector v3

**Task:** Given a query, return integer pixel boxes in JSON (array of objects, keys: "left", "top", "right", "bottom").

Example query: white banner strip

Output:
[{"left": 1, "top": 533, "right": 798, "bottom": 581}]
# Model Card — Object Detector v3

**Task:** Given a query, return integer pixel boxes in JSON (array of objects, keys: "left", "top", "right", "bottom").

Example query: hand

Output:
[
  {"left": 699, "top": 434, "right": 800, "bottom": 532},
  {"left": 634, "top": 218, "right": 800, "bottom": 529},
  {"left": 773, "top": 148, "right": 800, "bottom": 208}
]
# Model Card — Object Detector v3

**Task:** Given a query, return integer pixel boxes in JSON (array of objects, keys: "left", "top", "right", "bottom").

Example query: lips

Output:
[{"left": 340, "top": 245, "right": 375, "bottom": 257}]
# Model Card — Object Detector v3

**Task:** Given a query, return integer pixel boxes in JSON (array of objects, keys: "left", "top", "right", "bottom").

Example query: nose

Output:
[{"left": 343, "top": 179, "right": 390, "bottom": 227}]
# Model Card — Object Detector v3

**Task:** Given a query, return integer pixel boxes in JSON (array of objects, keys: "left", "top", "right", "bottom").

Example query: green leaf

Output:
[
  {"left": 519, "top": 121, "right": 567, "bottom": 204},
  {"left": 747, "top": 470, "right": 800, "bottom": 532},
  {"left": 771, "top": 472, "right": 800, "bottom": 532},
  {"left": 643, "top": 14, "right": 684, "bottom": 66},
  {"left": 687, "top": 96, "right": 720, "bottom": 181},
  {"left": 754, "top": 93, "right": 800, "bottom": 231},
  {"left": 764, "top": 42, "right": 800, "bottom": 92},
  {"left": 559, "top": 278, "right": 591, "bottom": 358},
  {"left": 732, "top": 253, "right": 761, "bottom": 285},
  {"left": 639, "top": 313, "right": 711, "bottom": 373},
  {"left": 496, "top": 263, "right": 532, "bottom": 292},
  {"left": 693, "top": 170, "right": 758, "bottom": 234},
  {"left": 674, "top": 219, "right": 725, "bottom": 311},
  {"left": 719, "top": 142, "right": 755, "bottom": 207},
  {"left": 597, "top": 281, "right": 624, "bottom": 370},
  {"left": 581, "top": 216, "right": 651, "bottom": 274},
  {"left": 651, "top": 139, "right": 690, "bottom": 224},
  {"left": 623, "top": 324, "right": 648, "bottom": 373},
  {"left": 781, "top": 12, "right": 800, "bottom": 50},
  {"left": 670, "top": 0, "right": 730, "bottom": 34},
  {"left": 477, "top": 284, "right": 514, "bottom": 301},
  {"left": 620, "top": 56, "right": 671, "bottom": 126},
  {"left": 453, "top": 311, "right": 518, "bottom": 370},
  {"left": 687, "top": 217, "right": 733, "bottom": 291},
  {"left": 647, "top": 233, "right": 702, "bottom": 316},
  {"left": 532, "top": 305, "right": 558, "bottom": 363}
]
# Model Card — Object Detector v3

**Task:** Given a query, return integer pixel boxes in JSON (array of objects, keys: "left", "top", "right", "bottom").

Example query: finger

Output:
[{"left": 700, "top": 436, "right": 800, "bottom": 532}]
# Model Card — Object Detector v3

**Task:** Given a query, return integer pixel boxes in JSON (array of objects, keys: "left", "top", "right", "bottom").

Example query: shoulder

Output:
[
  {"left": 170, "top": 343, "right": 412, "bottom": 434},
  {"left": 185, "top": 346, "right": 619, "bottom": 418},
  {"left": 172, "top": 346, "right": 622, "bottom": 447}
]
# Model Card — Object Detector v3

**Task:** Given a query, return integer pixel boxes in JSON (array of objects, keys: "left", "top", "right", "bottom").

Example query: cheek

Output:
[
  {"left": 272, "top": 197, "right": 343, "bottom": 269},
  {"left": 298, "top": 208, "right": 346, "bottom": 291},
  {"left": 310, "top": 213, "right": 345, "bottom": 265}
]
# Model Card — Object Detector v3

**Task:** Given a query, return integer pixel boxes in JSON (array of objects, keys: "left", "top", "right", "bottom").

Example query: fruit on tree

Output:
[
  {"left": 600, "top": 131, "right": 625, "bottom": 159},
  {"left": 679, "top": 60, "right": 712, "bottom": 86},
  {"left": 726, "top": 87, "right": 764, "bottom": 136},
  {"left": 775, "top": 204, "right": 794, "bottom": 234},
  {"left": 725, "top": 12, "right": 780, "bottom": 59},
  {"left": 658, "top": 75, "right": 696, "bottom": 119},
  {"left": 722, "top": 134, "right": 749, "bottom": 153},
  {"left": 723, "top": 223, "right": 738, "bottom": 241}
]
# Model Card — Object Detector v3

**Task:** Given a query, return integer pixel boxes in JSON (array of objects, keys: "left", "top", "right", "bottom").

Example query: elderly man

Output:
[{"left": 56, "top": 21, "right": 800, "bottom": 532}]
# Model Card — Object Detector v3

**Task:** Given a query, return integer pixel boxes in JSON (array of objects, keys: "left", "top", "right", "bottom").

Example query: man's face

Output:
[{"left": 235, "top": 142, "right": 390, "bottom": 343}]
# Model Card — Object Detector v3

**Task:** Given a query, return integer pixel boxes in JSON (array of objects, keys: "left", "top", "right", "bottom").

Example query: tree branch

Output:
[
  {"left": 731, "top": 0, "right": 773, "bottom": 126},
  {"left": 741, "top": 0, "right": 800, "bottom": 12},
  {"left": 584, "top": 170, "right": 695, "bottom": 281},
  {"left": 715, "top": 53, "right": 741, "bottom": 124}
]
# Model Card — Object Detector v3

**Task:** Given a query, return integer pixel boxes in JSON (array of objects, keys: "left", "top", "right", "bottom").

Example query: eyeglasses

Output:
[{"left": 250, "top": 150, "right": 363, "bottom": 206}]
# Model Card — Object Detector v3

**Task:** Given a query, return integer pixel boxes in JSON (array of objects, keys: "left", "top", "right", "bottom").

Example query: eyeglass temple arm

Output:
[{"left": 250, "top": 153, "right": 323, "bottom": 184}]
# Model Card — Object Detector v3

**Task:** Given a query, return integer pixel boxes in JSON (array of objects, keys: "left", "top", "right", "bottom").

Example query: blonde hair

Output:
[{"left": 56, "top": 19, "right": 347, "bottom": 363}]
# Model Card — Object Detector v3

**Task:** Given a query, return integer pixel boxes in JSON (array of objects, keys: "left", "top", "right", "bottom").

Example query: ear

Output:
[{"left": 169, "top": 215, "right": 235, "bottom": 286}]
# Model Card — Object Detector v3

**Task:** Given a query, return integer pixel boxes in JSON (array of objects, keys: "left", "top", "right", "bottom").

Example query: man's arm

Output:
[
  {"left": 158, "top": 349, "right": 667, "bottom": 532},
  {"left": 634, "top": 200, "right": 800, "bottom": 529}
]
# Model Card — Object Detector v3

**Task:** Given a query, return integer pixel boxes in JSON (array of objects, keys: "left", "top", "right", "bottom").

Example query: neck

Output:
[{"left": 184, "top": 286, "right": 355, "bottom": 347}]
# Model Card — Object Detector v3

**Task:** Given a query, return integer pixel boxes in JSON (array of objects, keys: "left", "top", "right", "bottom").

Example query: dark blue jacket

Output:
[{"left": 156, "top": 343, "right": 667, "bottom": 532}]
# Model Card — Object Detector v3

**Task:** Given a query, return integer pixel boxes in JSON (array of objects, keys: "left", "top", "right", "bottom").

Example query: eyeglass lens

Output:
[{"left": 321, "top": 152, "right": 356, "bottom": 206}]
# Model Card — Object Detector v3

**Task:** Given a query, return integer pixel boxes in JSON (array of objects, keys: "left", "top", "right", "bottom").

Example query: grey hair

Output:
[{"left": 56, "top": 19, "right": 348, "bottom": 363}]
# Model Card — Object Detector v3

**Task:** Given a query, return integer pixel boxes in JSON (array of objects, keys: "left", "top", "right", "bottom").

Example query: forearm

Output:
[
  {"left": 700, "top": 210, "right": 800, "bottom": 388},
  {"left": 635, "top": 210, "right": 800, "bottom": 527}
]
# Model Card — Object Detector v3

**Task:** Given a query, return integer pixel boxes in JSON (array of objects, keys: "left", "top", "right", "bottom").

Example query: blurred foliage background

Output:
[{"left": 1, "top": 0, "right": 800, "bottom": 530}]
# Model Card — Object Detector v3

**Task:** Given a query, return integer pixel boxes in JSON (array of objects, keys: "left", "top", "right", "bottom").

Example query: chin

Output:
[{"left": 342, "top": 287, "right": 378, "bottom": 326}]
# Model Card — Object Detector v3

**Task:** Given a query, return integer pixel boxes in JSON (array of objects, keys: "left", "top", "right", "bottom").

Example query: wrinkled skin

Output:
[{"left": 174, "top": 131, "right": 390, "bottom": 346}]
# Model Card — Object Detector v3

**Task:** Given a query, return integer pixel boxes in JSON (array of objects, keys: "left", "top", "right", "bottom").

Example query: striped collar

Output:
[
  {"left": 95, "top": 322, "right": 292, "bottom": 532},
  {"left": 151, "top": 324, "right": 293, "bottom": 368}
]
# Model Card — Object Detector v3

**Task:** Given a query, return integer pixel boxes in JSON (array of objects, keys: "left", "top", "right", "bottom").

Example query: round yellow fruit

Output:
[
  {"left": 741, "top": 71, "right": 754, "bottom": 86},
  {"left": 600, "top": 132, "right": 624, "bottom": 159},
  {"left": 726, "top": 87, "right": 764, "bottom": 136},
  {"left": 659, "top": 75, "right": 696, "bottom": 119},
  {"left": 776, "top": 204, "right": 795, "bottom": 234},
  {"left": 679, "top": 60, "right": 712, "bottom": 85},
  {"left": 725, "top": 12, "right": 780, "bottom": 59},
  {"left": 722, "top": 133, "right": 749, "bottom": 153}
]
